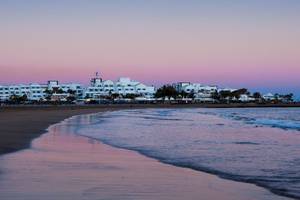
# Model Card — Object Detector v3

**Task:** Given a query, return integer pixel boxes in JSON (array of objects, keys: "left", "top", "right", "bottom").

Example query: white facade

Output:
[
  {"left": 173, "top": 82, "right": 217, "bottom": 102},
  {"left": 0, "top": 81, "right": 84, "bottom": 102},
  {"left": 84, "top": 77, "right": 155, "bottom": 99},
  {"left": 263, "top": 93, "right": 275, "bottom": 101},
  {"left": 28, "top": 83, "right": 47, "bottom": 100},
  {"left": 217, "top": 87, "right": 237, "bottom": 93},
  {"left": 239, "top": 94, "right": 255, "bottom": 102},
  {"left": 0, "top": 83, "right": 47, "bottom": 101},
  {"left": 0, "top": 86, "right": 10, "bottom": 101},
  {"left": 173, "top": 82, "right": 217, "bottom": 94}
]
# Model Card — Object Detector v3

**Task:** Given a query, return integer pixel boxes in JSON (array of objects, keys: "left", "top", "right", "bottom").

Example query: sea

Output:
[{"left": 70, "top": 108, "right": 300, "bottom": 199}]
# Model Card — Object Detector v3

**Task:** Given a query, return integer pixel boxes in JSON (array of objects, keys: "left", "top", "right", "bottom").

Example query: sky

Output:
[{"left": 0, "top": 0, "right": 299, "bottom": 98}]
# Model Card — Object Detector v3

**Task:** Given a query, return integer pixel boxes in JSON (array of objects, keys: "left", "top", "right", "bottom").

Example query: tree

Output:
[
  {"left": 44, "top": 89, "right": 53, "bottom": 95},
  {"left": 284, "top": 93, "right": 294, "bottom": 102},
  {"left": 211, "top": 91, "right": 220, "bottom": 101},
  {"left": 66, "top": 95, "right": 76, "bottom": 102},
  {"left": 44, "top": 89, "right": 53, "bottom": 101},
  {"left": 124, "top": 93, "right": 139, "bottom": 99},
  {"left": 155, "top": 85, "right": 178, "bottom": 99},
  {"left": 110, "top": 93, "right": 120, "bottom": 99},
  {"left": 179, "top": 91, "right": 188, "bottom": 98},
  {"left": 219, "top": 90, "right": 231, "bottom": 100},
  {"left": 187, "top": 90, "right": 195, "bottom": 99},
  {"left": 231, "top": 88, "right": 248, "bottom": 99},
  {"left": 9, "top": 94, "right": 27, "bottom": 104},
  {"left": 67, "top": 89, "right": 76, "bottom": 95},
  {"left": 253, "top": 92, "right": 261, "bottom": 99},
  {"left": 52, "top": 88, "right": 64, "bottom": 94}
]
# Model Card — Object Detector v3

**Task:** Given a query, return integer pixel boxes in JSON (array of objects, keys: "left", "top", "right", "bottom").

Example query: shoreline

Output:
[
  {"left": 0, "top": 106, "right": 120, "bottom": 156},
  {"left": 0, "top": 113, "right": 292, "bottom": 200},
  {"left": 1, "top": 102, "right": 300, "bottom": 110},
  {"left": 73, "top": 110, "right": 300, "bottom": 200},
  {"left": 1, "top": 103, "right": 299, "bottom": 156}
]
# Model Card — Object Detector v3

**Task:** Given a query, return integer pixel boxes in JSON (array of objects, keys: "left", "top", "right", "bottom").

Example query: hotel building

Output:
[
  {"left": 0, "top": 75, "right": 155, "bottom": 102},
  {"left": 84, "top": 76, "right": 155, "bottom": 99}
]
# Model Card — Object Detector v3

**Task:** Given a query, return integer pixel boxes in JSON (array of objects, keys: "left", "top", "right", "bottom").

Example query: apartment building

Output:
[
  {"left": 84, "top": 77, "right": 155, "bottom": 99},
  {"left": 0, "top": 81, "right": 84, "bottom": 102}
]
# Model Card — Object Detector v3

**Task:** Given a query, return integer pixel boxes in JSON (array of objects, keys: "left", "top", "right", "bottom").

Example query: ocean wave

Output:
[
  {"left": 210, "top": 109, "right": 300, "bottom": 131},
  {"left": 253, "top": 119, "right": 300, "bottom": 131},
  {"left": 72, "top": 108, "right": 300, "bottom": 199}
]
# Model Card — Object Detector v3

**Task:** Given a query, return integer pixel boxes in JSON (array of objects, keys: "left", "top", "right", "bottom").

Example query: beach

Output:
[
  {"left": 0, "top": 110, "right": 291, "bottom": 200},
  {"left": 1, "top": 103, "right": 300, "bottom": 156},
  {"left": 0, "top": 105, "right": 299, "bottom": 199},
  {"left": 0, "top": 105, "right": 122, "bottom": 155}
]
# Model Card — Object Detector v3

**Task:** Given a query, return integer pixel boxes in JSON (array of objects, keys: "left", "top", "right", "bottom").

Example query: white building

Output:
[
  {"left": 0, "top": 86, "right": 10, "bottom": 101},
  {"left": 263, "top": 93, "right": 275, "bottom": 101},
  {"left": 173, "top": 82, "right": 217, "bottom": 94},
  {"left": 0, "top": 81, "right": 84, "bottom": 102},
  {"left": 0, "top": 83, "right": 47, "bottom": 101},
  {"left": 217, "top": 87, "right": 237, "bottom": 93},
  {"left": 239, "top": 94, "right": 255, "bottom": 102},
  {"left": 84, "top": 76, "right": 155, "bottom": 99},
  {"left": 27, "top": 83, "right": 47, "bottom": 100},
  {"left": 173, "top": 82, "right": 218, "bottom": 102}
]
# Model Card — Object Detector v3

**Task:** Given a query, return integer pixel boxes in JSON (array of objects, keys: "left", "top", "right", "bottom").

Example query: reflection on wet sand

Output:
[{"left": 0, "top": 117, "right": 290, "bottom": 200}]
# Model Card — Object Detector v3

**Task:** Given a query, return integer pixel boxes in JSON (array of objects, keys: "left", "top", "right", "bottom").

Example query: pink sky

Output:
[{"left": 0, "top": 1, "right": 299, "bottom": 96}]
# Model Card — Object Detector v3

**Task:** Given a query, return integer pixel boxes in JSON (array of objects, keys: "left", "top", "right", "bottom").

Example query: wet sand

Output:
[
  {"left": 0, "top": 114, "right": 292, "bottom": 200},
  {"left": 1, "top": 104, "right": 299, "bottom": 156},
  {"left": 0, "top": 105, "right": 122, "bottom": 155}
]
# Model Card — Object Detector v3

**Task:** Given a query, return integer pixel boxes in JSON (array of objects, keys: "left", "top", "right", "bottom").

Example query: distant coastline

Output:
[{"left": 1, "top": 76, "right": 296, "bottom": 105}]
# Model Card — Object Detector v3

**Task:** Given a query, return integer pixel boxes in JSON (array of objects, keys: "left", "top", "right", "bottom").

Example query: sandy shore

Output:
[
  {"left": 0, "top": 105, "right": 122, "bottom": 155},
  {"left": 1, "top": 103, "right": 299, "bottom": 156},
  {"left": 0, "top": 114, "right": 291, "bottom": 200}
]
